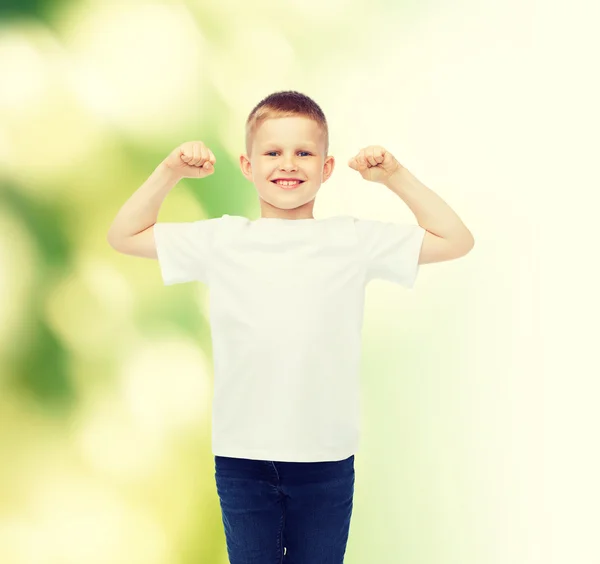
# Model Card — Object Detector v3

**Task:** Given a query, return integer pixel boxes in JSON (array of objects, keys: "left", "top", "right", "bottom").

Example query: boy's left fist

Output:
[{"left": 348, "top": 145, "right": 402, "bottom": 184}]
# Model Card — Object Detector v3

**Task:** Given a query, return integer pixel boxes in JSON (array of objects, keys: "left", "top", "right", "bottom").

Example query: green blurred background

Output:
[{"left": 1, "top": 0, "right": 596, "bottom": 563}]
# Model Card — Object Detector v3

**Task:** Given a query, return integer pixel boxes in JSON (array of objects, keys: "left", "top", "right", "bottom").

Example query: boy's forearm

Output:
[
  {"left": 385, "top": 166, "right": 474, "bottom": 248},
  {"left": 107, "top": 162, "right": 181, "bottom": 242}
]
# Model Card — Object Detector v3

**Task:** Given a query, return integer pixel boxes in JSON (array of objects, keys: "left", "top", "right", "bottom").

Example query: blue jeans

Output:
[{"left": 214, "top": 454, "right": 355, "bottom": 564}]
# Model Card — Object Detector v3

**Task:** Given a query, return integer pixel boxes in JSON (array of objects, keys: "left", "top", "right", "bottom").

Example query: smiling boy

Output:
[
  {"left": 240, "top": 108, "right": 333, "bottom": 220},
  {"left": 107, "top": 90, "right": 474, "bottom": 563}
]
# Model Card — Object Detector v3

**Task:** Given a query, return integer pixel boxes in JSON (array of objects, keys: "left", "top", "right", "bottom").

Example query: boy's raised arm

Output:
[
  {"left": 106, "top": 141, "right": 217, "bottom": 248},
  {"left": 107, "top": 162, "right": 180, "bottom": 245}
]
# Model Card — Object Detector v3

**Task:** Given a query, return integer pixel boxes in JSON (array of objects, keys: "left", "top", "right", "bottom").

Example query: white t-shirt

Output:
[{"left": 154, "top": 214, "right": 426, "bottom": 462}]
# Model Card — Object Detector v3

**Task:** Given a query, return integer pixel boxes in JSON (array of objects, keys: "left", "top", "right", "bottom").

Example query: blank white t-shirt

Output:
[{"left": 154, "top": 214, "right": 426, "bottom": 462}]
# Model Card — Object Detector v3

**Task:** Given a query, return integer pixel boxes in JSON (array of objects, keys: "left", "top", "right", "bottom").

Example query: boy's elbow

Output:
[
  {"left": 460, "top": 231, "right": 475, "bottom": 252},
  {"left": 107, "top": 231, "right": 127, "bottom": 250}
]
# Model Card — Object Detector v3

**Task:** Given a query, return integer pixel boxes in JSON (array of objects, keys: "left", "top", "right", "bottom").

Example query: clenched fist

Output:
[
  {"left": 163, "top": 141, "right": 216, "bottom": 179},
  {"left": 348, "top": 145, "right": 402, "bottom": 184}
]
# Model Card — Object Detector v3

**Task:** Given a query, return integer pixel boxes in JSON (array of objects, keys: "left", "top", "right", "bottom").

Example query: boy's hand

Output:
[
  {"left": 348, "top": 145, "right": 402, "bottom": 184},
  {"left": 163, "top": 141, "right": 216, "bottom": 179}
]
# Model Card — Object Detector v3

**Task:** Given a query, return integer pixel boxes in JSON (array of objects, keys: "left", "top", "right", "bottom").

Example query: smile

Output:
[{"left": 272, "top": 180, "right": 304, "bottom": 190}]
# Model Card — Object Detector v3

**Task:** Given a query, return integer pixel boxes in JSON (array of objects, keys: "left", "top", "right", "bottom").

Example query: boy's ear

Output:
[
  {"left": 239, "top": 154, "right": 252, "bottom": 181},
  {"left": 322, "top": 155, "right": 335, "bottom": 182}
]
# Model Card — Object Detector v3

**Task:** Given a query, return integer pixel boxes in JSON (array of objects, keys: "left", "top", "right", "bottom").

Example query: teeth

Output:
[{"left": 276, "top": 180, "right": 300, "bottom": 186}]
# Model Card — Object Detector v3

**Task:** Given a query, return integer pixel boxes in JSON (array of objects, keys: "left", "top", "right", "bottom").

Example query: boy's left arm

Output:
[{"left": 349, "top": 145, "right": 475, "bottom": 265}]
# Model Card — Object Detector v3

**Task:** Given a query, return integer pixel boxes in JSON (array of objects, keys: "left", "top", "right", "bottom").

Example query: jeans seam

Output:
[{"left": 279, "top": 499, "right": 285, "bottom": 563}]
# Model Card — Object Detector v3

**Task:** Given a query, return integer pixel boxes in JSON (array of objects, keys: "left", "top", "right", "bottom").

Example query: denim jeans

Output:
[{"left": 214, "top": 454, "right": 355, "bottom": 564}]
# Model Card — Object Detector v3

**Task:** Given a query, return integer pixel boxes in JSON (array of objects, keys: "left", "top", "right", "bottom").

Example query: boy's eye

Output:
[{"left": 266, "top": 151, "right": 311, "bottom": 157}]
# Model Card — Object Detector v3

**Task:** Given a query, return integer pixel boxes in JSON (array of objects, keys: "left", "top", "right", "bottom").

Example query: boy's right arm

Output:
[
  {"left": 107, "top": 141, "right": 216, "bottom": 259},
  {"left": 109, "top": 223, "right": 160, "bottom": 259},
  {"left": 107, "top": 162, "right": 180, "bottom": 259},
  {"left": 107, "top": 163, "right": 180, "bottom": 259}
]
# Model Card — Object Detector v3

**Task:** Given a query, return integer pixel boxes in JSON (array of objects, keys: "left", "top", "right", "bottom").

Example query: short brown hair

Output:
[{"left": 245, "top": 90, "right": 329, "bottom": 157}]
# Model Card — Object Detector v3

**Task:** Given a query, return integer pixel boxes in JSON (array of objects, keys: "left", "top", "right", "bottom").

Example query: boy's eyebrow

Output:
[{"left": 261, "top": 141, "right": 317, "bottom": 148}]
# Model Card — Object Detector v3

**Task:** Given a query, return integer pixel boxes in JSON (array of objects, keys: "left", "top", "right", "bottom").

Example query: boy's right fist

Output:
[{"left": 163, "top": 141, "right": 216, "bottom": 179}]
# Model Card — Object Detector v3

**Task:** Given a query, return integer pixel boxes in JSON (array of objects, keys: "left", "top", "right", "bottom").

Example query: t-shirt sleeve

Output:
[
  {"left": 354, "top": 218, "right": 426, "bottom": 287},
  {"left": 153, "top": 218, "right": 221, "bottom": 285}
]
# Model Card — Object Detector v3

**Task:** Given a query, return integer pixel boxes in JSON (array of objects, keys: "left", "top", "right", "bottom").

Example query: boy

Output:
[{"left": 107, "top": 91, "right": 474, "bottom": 564}]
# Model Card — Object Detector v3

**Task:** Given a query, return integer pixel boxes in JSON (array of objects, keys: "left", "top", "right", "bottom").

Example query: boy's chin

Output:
[{"left": 258, "top": 193, "right": 317, "bottom": 209}]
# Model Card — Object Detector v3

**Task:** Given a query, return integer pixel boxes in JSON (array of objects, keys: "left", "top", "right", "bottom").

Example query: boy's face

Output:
[{"left": 240, "top": 116, "right": 335, "bottom": 218}]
